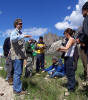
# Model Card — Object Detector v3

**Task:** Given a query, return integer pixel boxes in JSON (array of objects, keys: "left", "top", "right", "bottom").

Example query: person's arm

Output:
[
  {"left": 56, "top": 66, "right": 62, "bottom": 72},
  {"left": 44, "top": 65, "right": 53, "bottom": 72},
  {"left": 10, "top": 31, "right": 24, "bottom": 42},
  {"left": 83, "top": 17, "right": 88, "bottom": 36},
  {"left": 43, "top": 44, "right": 46, "bottom": 49},
  {"left": 35, "top": 43, "right": 40, "bottom": 50},
  {"left": 57, "top": 38, "right": 75, "bottom": 52},
  {"left": 10, "top": 31, "right": 32, "bottom": 43}
]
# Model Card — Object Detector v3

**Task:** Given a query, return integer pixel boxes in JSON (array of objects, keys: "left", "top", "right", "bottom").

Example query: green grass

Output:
[
  {"left": 0, "top": 56, "right": 88, "bottom": 100},
  {"left": 0, "top": 57, "right": 7, "bottom": 78}
]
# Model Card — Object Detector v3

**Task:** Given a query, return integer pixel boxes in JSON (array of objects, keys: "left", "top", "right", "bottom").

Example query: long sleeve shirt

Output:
[
  {"left": 44, "top": 64, "right": 65, "bottom": 75},
  {"left": 77, "top": 15, "right": 88, "bottom": 44},
  {"left": 10, "top": 28, "right": 24, "bottom": 43}
]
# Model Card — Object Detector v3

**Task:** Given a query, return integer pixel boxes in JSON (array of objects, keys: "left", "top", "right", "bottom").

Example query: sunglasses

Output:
[{"left": 17, "top": 23, "right": 23, "bottom": 25}]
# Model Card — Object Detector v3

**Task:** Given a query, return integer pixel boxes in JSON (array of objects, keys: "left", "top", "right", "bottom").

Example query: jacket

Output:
[
  {"left": 25, "top": 41, "right": 33, "bottom": 57},
  {"left": 77, "top": 15, "right": 88, "bottom": 45},
  {"left": 3, "top": 37, "right": 11, "bottom": 57},
  {"left": 44, "top": 63, "right": 65, "bottom": 75}
]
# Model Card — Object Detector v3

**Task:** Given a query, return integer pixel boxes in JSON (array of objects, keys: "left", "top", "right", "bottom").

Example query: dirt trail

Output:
[{"left": 0, "top": 77, "right": 14, "bottom": 100}]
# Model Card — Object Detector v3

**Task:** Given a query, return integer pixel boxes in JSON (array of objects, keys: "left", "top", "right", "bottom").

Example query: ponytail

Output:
[{"left": 64, "top": 28, "right": 75, "bottom": 36}]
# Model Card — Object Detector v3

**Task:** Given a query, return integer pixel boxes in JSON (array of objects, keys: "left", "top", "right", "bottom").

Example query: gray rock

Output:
[{"left": 46, "top": 40, "right": 64, "bottom": 56}]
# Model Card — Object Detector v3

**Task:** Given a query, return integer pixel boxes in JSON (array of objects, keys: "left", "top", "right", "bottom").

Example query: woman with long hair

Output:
[{"left": 57, "top": 28, "right": 76, "bottom": 93}]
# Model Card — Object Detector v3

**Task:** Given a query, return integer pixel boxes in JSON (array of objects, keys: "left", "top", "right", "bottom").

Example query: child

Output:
[{"left": 44, "top": 57, "right": 65, "bottom": 78}]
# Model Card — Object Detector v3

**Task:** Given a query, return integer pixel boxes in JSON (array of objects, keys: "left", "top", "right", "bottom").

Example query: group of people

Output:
[{"left": 2, "top": 1, "right": 88, "bottom": 96}]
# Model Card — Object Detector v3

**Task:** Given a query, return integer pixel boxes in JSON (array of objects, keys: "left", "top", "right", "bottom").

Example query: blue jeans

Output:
[
  {"left": 13, "top": 59, "right": 23, "bottom": 93},
  {"left": 48, "top": 70, "right": 64, "bottom": 78}
]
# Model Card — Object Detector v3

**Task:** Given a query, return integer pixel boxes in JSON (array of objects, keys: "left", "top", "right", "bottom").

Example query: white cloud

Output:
[
  {"left": 55, "top": 0, "right": 88, "bottom": 30},
  {"left": 23, "top": 27, "right": 48, "bottom": 36},
  {"left": 0, "top": 29, "right": 13, "bottom": 38},
  {"left": 0, "top": 53, "right": 3, "bottom": 56},
  {"left": 0, "top": 27, "right": 48, "bottom": 38},
  {"left": 0, "top": 46, "right": 2, "bottom": 49},
  {"left": 5, "top": 29, "right": 13, "bottom": 35},
  {"left": 67, "top": 6, "right": 71, "bottom": 10}
]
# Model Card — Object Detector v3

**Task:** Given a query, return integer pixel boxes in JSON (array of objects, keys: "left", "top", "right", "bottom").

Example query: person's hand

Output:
[
  {"left": 41, "top": 70, "right": 45, "bottom": 73},
  {"left": 56, "top": 48, "right": 61, "bottom": 51},
  {"left": 39, "top": 46, "right": 43, "bottom": 49},
  {"left": 28, "top": 40, "right": 31, "bottom": 44},
  {"left": 81, "top": 43, "right": 85, "bottom": 46},
  {"left": 76, "top": 38, "right": 80, "bottom": 44},
  {"left": 24, "top": 35, "right": 32, "bottom": 38},
  {"left": 6, "top": 57, "right": 8, "bottom": 61},
  {"left": 49, "top": 72, "right": 53, "bottom": 75}
]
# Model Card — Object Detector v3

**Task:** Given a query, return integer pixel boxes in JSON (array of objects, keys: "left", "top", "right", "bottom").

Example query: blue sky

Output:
[{"left": 0, "top": 0, "right": 87, "bottom": 55}]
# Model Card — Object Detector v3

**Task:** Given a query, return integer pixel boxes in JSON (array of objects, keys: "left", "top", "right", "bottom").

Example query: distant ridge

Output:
[{"left": 43, "top": 32, "right": 64, "bottom": 46}]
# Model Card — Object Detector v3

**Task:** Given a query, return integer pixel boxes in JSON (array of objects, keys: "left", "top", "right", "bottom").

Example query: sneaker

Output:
[
  {"left": 64, "top": 91, "right": 70, "bottom": 96},
  {"left": 8, "top": 78, "right": 13, "bottom": 85},
  {"left": 13, "top": 90, "right": 27, "bottom": 95}
]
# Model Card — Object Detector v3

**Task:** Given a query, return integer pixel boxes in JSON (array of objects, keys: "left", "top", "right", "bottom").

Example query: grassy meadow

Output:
[{"left": 0, "top": 55, "right": 88, "bottom": 100}]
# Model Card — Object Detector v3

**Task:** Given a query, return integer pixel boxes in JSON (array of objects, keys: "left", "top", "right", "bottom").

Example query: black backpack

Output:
[{"left": 3, "top": 37, "right": 11, "bottom": 57}]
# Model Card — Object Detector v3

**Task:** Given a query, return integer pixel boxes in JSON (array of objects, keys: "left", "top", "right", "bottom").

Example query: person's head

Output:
[
  {"left": 14, "top": 18, "right": 23, "bottom": 30},
  {"left": 52, "top": 56, "right": 58, "bottom": 64},
  {"left": 39, "top": 36, "right": 43, "bottom": 42},
  {"left": 64, "top": 28, "right": 74, "bottom": 39},
  {"left": 28, "top": 39, "right": 36, "bottom": 44},
  {"left": 82, "top": 2, "right": 88, "bottom": 17}
]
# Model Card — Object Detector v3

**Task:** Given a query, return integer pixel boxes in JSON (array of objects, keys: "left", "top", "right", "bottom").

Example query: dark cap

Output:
[
  {"left": 52, "top": 56, "right": 58, "bottom": 61},
  {"left": 39, "top": 36, "right": 43, "bottom": 39},
  {"left": 82, "top": 2, "right": 88, "bottom": 10},
  {"left": 29, "top": 39, "right": 36, "bottom": 43}
]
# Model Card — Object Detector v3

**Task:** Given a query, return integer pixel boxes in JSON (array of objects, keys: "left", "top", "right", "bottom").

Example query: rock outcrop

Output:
[{"left": 43, "top": 32, "right": 63, "bottom": 46}]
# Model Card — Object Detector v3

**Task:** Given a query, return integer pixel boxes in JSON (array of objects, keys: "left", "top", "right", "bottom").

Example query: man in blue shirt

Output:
[{"left": 10, "top": 18, "right": 32, "bottom": 95}]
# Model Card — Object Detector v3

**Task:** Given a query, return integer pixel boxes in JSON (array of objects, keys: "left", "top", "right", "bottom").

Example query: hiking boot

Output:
[
  {"left": 13, "top": 90, "right": 27, "bottom": 95},
  {"left": 0, "top": 93, "right": 4, "bottom": 96},
  {"left": 8, "top": 78, "right": 13, "bottom": 85}
]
